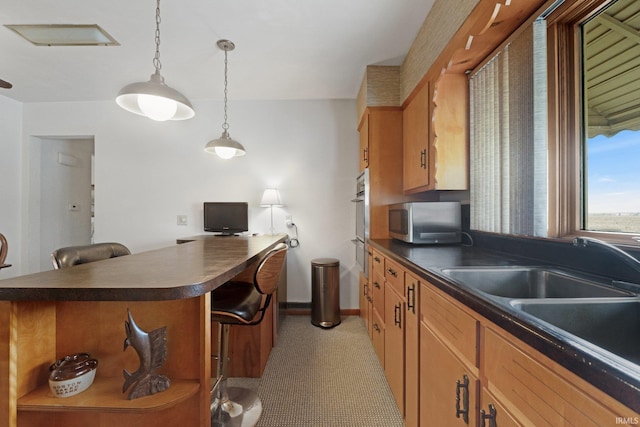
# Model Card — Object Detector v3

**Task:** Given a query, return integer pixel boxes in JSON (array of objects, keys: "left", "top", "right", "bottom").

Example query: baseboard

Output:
[{"left": 285, "top": 302, "right": 359, "bottom": 316}]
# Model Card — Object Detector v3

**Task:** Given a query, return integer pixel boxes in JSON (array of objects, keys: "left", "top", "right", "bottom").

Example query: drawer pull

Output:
[
  {"left": 374, "top": 256, "right": 381, "bottom": 264},
  {"left": 480, "top": 404, "right": 497, "bottom": 427},
  {"left": 394, "top": 303, "right": 402, "bottom": 327},
  {"left": 373, "top": 281, "right": 381, "bottom": 289},
  {"left": 387, "top": 268, "right": 398, "bottom": 278},
  {"left": 407, "top": 284, "right": 416, "bottom": 313},
  {"left": 455, "top": 374, "right": 470, "bottom": 424}
]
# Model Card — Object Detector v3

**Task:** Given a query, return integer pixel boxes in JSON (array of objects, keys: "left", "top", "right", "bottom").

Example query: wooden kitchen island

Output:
[{"left": 0, "top": 234, "right": 287, "bottom": 427}]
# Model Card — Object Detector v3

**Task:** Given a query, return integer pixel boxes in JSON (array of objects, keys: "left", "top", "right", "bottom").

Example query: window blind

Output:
[{"left": 470, "top": 20, "right": 548, "bottom": 237}]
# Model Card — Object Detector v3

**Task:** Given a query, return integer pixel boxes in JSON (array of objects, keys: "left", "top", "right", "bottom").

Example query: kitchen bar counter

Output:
[
  {"left": 369, "top": 238, "right": 640, "bottom": 414},
  {"left": 0, "top": 234, "right": 286, "bottom": 301},
  {"left": 0, "top": 234, "right": 286, "bottom": 427}
]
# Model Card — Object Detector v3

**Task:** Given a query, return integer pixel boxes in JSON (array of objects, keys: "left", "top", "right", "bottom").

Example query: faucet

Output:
[{"left": 572, "top": 236, "right": 640, "bottom": 275}]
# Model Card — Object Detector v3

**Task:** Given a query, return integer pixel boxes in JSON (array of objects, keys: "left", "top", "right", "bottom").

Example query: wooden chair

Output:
[
  {"left": 210, "top": 242, "right": 287, "bottom": 427},
  {"left": 51, "top": 242, "right": 131, "bottom": 269}
]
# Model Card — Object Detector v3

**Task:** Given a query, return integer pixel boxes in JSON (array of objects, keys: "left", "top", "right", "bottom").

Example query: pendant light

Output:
[
  {"left": 115, "top": 0, "right": 194, "bottom": 121},
  {"left": 204, "top": 40, "right": 246, "bottom": 159}
]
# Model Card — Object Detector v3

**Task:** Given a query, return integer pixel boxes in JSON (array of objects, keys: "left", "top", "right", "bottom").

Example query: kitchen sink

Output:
[
  {"left": 439, "top": 266, "right": 635, "bottom": 299},
  {"left": 511, "top": 299, "right": 640, "bottom": 365}
]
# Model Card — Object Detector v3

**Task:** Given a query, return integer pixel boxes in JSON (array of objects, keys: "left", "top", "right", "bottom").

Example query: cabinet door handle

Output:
[
  {"left": 406, "top": 284, "right": 416, "bottom": 314},
  {"left": 420, "top": 148, "right": 427, "bottom": 169},
  {"left": 363, "top": 147, "right": 369, "bottom": 163},
  {"left": 373, "top": 281, "right": 381, "bottom": 289},
  {"left": 480, "top": 404, "right": 497, "bottom": 427},
  {"left": 394, "top": 303, "right": 402, "bottom": 327},
  {"left": 363, "top": 282, "right": 369, "bottom": 297},
  {"left": 455, "top": 374, "right": 470, "bottom": 424},
  {"left": 374, "top": 256, "right": 381, "bottom": 264},
  {"left": 373, "top": 322, "right": 380, "bottom": 333},
  {"left": 387, "top": 268, "right": 398, "bottom": 278}
]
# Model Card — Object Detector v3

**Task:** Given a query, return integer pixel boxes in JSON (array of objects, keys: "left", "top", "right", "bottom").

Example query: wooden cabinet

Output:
[
  {"left": 359, "top": 272, "right": 372, "bottom": 337},
  {"left": 404, "top": 273, "right": 420, "bottom": 427},
  {"left": 416, "top": 274, "right": 640, "bottom": 427},
  {"left": 403, "top": 81, "right": 432, "bottom": 192},
  {"left": 420, "top": 282, "right": 479, "bottom": 427},
  {"left": 384, "top": 283, "right": 404, "bottom": 414},
  {"left": 420, "top": 323, "right": 478, "bottom": 427},
  {"left": 402, "top": 73, "right": 469, "bottom": 194},
  {"left": 482, "top": 326, "right": 637, "bottom": 427},
  {"left": 359, "top": 112, "right": 369, "bottom": 171},
  {"left": 357, "top": 108, "right": 403, "bottom": 239}
]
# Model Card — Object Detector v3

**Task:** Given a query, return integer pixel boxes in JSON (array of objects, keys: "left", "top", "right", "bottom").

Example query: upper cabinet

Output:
[
  {"left": 403, "top": 72, "right": 468, "bottom": 194},
  {"left": 359, "top": 112, "right": 370, "bottom": 171},
  {"left": 358, "top": 108, "right": 404, "bottom": 239},
  {"left": 403, "top": 81, "right": 432, "bottom": 192}
]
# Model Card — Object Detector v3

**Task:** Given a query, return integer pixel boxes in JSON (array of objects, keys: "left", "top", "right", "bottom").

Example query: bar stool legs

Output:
[{"left": 211, "top": 324, "right": 263, "bottom": 427}]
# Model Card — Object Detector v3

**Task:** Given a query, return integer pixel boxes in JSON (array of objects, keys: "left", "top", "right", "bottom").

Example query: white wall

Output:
[
  {"left": 14, "top": 98, "right": 360, "bottom": 308},
  {"left": 0, "top": 95, "right": 22, "bottom": 278}
]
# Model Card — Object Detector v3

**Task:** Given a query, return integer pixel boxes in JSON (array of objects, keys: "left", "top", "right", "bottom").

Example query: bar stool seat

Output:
[{"left": 210, "top": 242, "right": 287, "bottom": 427}]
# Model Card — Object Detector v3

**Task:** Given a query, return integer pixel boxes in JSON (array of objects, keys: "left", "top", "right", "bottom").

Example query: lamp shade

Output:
[
  {"left": 204, "top": 130, "right": 246, "bottom": 159},
  {"left": 260, "top": 189, "right": 282, "bottom": 206},
  {"left": 116, "top": 71, "right": 195, "bottom": 121}
]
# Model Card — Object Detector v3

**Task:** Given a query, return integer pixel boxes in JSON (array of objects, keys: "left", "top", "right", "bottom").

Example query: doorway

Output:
[{"left": 27, "top": 136, "right": 95, "bottom": 272}]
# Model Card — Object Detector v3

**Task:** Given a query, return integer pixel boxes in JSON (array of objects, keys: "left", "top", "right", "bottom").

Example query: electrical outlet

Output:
[
  {"left": 285, "top": 215, "right": 293, "bottom": 228},
  {"left": 177, "top": 215, "right": 188, "bottom": 225}
]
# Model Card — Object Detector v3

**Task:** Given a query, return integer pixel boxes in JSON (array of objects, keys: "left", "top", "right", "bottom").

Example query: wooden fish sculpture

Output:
[{"left": 122, "top": 309, "right": 171, "bottom": 399}]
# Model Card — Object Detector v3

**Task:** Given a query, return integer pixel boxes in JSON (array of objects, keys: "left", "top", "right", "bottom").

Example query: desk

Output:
[{"left": 0, "top": 234, "right": 286, "bottom": 427}]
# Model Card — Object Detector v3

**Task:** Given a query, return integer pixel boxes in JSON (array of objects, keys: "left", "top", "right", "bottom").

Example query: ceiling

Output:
[
  {"left": 584, "top": 0, "right": 640, "bottom": 137},
  {"left": 0, "top": 0, "right": 435, "bottom": 104}
]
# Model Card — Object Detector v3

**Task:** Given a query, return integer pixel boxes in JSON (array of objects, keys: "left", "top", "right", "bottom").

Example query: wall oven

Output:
[{"left": 352, "top": 169, "right": 369, "bottom": 277}]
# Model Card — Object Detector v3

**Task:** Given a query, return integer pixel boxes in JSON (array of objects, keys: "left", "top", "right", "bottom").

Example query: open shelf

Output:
[{"left": 17, "top": 377, "right": 199, "bottom": 413}]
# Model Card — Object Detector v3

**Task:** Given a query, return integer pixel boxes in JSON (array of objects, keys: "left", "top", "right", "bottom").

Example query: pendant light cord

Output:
[
  {"left": 222, "top": 49, "right": 229, "bottom": 132},
  {"left": 153, "top": 0, "right": 162, "bottom": 73}
]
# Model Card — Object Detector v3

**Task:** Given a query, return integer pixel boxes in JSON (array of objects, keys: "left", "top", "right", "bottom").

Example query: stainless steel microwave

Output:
[{"left": 388, "top": 202, "right": 461, "bottom": 244}]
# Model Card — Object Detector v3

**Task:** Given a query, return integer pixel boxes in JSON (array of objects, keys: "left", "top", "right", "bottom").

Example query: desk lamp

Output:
[{"left": 260, "top": 189, "right": 283, "bottom": 235}]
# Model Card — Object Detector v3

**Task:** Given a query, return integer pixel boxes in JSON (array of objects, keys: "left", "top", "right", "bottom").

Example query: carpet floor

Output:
[{"left": 229, "top": 315, "right": 404, "bottom": 427}]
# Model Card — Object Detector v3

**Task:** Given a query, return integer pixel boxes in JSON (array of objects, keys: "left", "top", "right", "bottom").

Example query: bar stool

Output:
[
  {"left": 210, "top": 242, "right": 287, "bottom": 427},
  {"left": 0, "top": 233, "right": 10, "bottom": 270},
  {"left": 51, "top": 242, "right": 131, "bottom": 269}
]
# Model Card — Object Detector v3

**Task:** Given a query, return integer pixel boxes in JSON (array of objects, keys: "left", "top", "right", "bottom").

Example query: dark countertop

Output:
[
  {"left": 0, "top": 234, "right": 287, "bottom": 301},
  {"left": 369, "top": 238, "right": 640, "bottom": 413}
]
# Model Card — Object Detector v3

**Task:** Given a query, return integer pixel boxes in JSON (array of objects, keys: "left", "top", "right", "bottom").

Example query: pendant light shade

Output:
[
  {"left": 205, "top": 39, "right": 246, "bottom": 159},
  {"left": 115, "top": 0, "right": 194, "bottom": 121}
]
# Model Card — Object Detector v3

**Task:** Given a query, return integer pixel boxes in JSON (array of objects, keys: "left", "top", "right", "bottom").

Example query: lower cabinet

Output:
[
  {"left": 420, "top": 323, "right": 478, "bottom": 427},
  {"left": 364, "top": 249, "right": 640, "bottom": 427},
  {"left": 384, "top": 283, "right": 405, "bottom": 414},
  {"left": 404, "top": 273, "right": 420, "bottom": 427}
]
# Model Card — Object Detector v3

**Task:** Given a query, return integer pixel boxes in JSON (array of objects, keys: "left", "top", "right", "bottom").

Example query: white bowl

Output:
[{"left": 48, "top": 353, "right": 98, "bottom": 398}]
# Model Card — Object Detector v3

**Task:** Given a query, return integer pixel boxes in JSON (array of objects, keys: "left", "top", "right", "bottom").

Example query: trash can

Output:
[{"left": 311, "top": 258, "right": 341, "bottom": 328}]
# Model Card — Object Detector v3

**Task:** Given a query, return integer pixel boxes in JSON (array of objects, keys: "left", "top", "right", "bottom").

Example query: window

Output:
[
  {"left": 549, "top": 0, "right": 640, "bottom": 243},
  {"left": 581, "top": 0, "right": 640, "bottom": 235}
]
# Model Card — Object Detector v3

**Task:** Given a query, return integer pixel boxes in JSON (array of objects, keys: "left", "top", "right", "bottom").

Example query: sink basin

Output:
[
  {"left": 511, "top": 299, "right": 640, "bottom": 365},
  {"left": 440, "top": 266, "right": 635, "bottom": 299}
]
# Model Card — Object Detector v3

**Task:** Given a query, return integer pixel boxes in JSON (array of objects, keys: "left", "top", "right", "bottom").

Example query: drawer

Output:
[
  {"left": 421, "top": 283, "right": 478, "bottom": 368},
  {"left": 484, "top": 327, "right": 626, "bottom": 427},
  {"left": 384, "top": 257, "right": 404, "bottom": 297},
  {"left": 371, "top": 271, "right": 385, "bottom": 321},
  {"left": 371, "top": 249, "right": 385, "bottom": 277}
]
